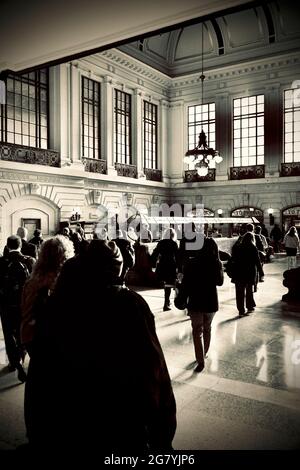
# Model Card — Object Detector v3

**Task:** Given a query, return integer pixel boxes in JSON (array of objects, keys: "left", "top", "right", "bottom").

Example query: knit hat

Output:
[{"left": 87, "top": 240, "right": 123, "bottom": 277}]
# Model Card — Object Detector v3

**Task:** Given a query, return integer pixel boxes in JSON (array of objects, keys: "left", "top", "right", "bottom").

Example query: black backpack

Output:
[{"left": 1, "top": 258, "right": 30, "bottom": 307}]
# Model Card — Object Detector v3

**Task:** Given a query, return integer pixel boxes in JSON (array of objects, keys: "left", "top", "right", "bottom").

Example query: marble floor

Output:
[{"left": 0, "top": 254, "right": 300, "bottom": 450}]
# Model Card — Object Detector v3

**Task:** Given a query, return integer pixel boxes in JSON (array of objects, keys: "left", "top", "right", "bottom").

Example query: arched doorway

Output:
[
  {"left": 231, "top": 207, "right": 263, "bottom": 236},
  {"left": 1, "top": 195, "right": 60, "bottom": 249}
]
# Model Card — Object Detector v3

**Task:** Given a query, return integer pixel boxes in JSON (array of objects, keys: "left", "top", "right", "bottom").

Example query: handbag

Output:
[
  {"left": 215, "top": 259, "right": 224, "bottom": 286},
  {"left": 174, "top": 279, "right": 188, "bottom": 310}
]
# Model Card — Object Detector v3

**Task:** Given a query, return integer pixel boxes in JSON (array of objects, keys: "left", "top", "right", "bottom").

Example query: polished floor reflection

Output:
[
  {"left": 141, "top": 254, "right": 300, "bottom": 449},
  {"left": 0, "top": 255, "right": 299, "bottom": 450}
]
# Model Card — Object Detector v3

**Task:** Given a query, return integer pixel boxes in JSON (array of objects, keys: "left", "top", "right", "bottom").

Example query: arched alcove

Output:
[{"left": 1, "top": 195, "right": 59, "bottom": 249}]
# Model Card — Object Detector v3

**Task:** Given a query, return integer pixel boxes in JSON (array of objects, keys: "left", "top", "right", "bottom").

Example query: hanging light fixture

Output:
[{"left": 184, "top": 23, "right": 222, "bottom": 177}]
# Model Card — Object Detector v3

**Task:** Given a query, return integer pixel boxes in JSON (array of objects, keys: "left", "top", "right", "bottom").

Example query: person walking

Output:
[
  {"left": 180, "top": 236, "right": 223, "bottom": 373},
  {"left": 28, "top": 229, "right": 44, "bottom": 251},
  {"left": 151, "top": 228, "right": 179, "bottom": 311},
  {"left": 0, "top": 235, "right": 35, "bottom": 382},
  {"left": 24, "top": 239, "right": 176, "bottom": 455},
  {"left": 112, "top": 229, "right": 135, "bottom": 284},
  {"left": 231, "top": 232, "right": 264, "bottom": 317},
  {"left": 270, "top": 224, "right": 282, "bottom": 253},
  {"left": 17, "top": 227, "right": 38, "bottom": 259},
  {"left": 21, "top": 235, "right": 75, "bottom": 356},
  {"left": 283, "top": 226, "right": 300, "bottom": 270}
]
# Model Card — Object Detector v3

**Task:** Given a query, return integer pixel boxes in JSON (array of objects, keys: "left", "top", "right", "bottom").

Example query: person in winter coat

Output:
[
  {"left": 0, "top": 235, "right": 35, "bottom": 382},
  {"left": 181, "top": 236, "right": 223, "bottom": 373},
  {"left": 112, "top": 229, "right": 135, "bottom": 284},
  {"left": 151, "top": 228, "right": 179, "bottom": 311},
  {"left": 283, "top": 226, "right": 300, "bottom": 270},
  {"left": 21, "top": 235, "right": 75, "bottom": 355},
  {"left": 24, "top": 239, "right": 176, "bottom": 456},
  {"left": 231, "top": 232, "right": 264, "bottom": 317},
  {"left": 28, "top": 229, "right": 44, "bottom": 251}
]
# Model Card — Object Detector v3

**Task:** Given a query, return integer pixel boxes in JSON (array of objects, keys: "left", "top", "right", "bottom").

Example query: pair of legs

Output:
[
  {"left": 287, "top": 256, "right": 297, "bottom": 270},
  {"left": 286, "top": 248, "right": 297, "bottom": 270},
  {"left": 0, "top": 307, "right": 26, "bottom": 381},
  {"left": 163, "top": 286, "right": 172, "bottom": 311},
  {"left": 189, "top": 311, "right": 216, "bottom": 368},
  {"left": 235, "top": 282, "right": 256, "bottom": 315}
]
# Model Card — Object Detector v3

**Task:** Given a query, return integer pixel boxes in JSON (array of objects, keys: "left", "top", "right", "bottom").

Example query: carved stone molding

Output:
[
  {"left": 230, "top": 165, "right": 265, "bottom": 180},
  {"left": 29, "top": 183, "right": 40, "bottom": 194},
  {"left": 0, "top": 142, "right": 60, "bottom": 168},
  {"left": 184, "top": 169, "right": 216, "bottom": 183},
  {"left": 91, "top": 189, "right": 102, "bottom": 204},
  {"left": 115, "top": 163, "right": 137, "bottom": 179},
  {"left": 280, "top": 162, "right": 300, "bottom": 177},
  {"left": 144, "top": 168, "right": 162, "bottom": 182},
  {"left": 82, "top": 157, "right": 107, "bottom": 174}
]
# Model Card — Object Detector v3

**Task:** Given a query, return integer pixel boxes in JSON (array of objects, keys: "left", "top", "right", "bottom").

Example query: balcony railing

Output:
[
  {"left": 115, "top": 163, "right": 137, "bottom": 178},
  {"left": 280, "top": 162, "right": 300, "bottom": 177},
  {"left": 184, "top": 169, "right": 216, "bottom": 183},
  {"left": 144, "top": 168, "right": 162, "bottom": 182},
  {"left": 82, "top": 157, "right": 107, "bottom": 174},
  {"left": 230, "top": 165, "right": 265, "bottom": 180},
  {"left": 0, "top": 142, "right": 60, "bottom": 167}
]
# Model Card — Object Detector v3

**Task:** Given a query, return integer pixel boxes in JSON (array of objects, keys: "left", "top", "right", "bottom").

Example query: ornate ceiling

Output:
[{"left": 118, "top": 0, "right": 300, "bottom": 77}]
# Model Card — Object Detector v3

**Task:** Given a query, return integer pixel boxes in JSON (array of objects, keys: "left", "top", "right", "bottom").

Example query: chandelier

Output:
[{"left": 184, "top": 23, "right": 222, "bottom": 177}]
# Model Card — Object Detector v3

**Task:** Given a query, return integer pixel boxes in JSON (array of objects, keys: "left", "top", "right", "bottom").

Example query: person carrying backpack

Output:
[{"left": 0, "top": 235, "right": 35, "bottom": 382}]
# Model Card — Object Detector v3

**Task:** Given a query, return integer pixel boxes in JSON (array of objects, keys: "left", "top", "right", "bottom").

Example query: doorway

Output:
[{"left": 21, "top": 218, "right": 41, "bottom": 240}]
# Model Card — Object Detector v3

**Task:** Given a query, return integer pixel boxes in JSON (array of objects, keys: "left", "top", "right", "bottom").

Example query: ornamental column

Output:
[
  {"left": 133, "top": 88, "right": 145, "bottom": 178},
  {"left": 102, "top": 75, "right": 117, "bottom": 177},
  {"left": 168, "top": 100, "right": 185, "bottom": 183},
  {"left": 70, "top": 62, "right": 84, "bottom": 169}
]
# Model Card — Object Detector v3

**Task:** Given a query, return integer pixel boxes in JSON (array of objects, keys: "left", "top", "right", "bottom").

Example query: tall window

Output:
[
  {"left": 233, "top": 95, "right": 264, "bottom": 167},
  {"left": 284, "top": 89, "right": 300, "bottom": 162},
  {"left": 0, "top": 69, "right": 48, "bottom": 149},
  {"left": 114, "top": 89, "right": 132, "bottom": 164},
  {"left": 82, "top": 77, "right": 101, "bottom": 159},
  {"left": 188, "top": 102, "right": 215, "bottom": 151},
  {"left": 143, "top": 101, "right": 158, "bottom": 169}
]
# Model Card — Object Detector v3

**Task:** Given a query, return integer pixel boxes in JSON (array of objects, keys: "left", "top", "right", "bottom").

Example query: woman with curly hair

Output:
[{"left": 21, "top": 235, "right": 75, "bottom": 355}]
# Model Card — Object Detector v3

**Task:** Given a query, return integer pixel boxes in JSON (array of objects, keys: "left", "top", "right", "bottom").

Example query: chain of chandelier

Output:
[{"left": 184, "top": 22, "right": 223, "bottom": 176}]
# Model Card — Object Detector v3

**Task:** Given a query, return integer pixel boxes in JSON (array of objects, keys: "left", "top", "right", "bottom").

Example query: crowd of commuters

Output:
[{"left": 0, "top": 219, "right": 299, "bottom": 455}]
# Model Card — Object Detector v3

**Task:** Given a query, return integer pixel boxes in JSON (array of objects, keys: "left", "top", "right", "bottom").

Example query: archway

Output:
[
  {"left": 282, "top": 206, "right": 300, "bottom": 235},
  {"left": 231, "top": 206, "right": 263, "bottom": 236},
  {"left": 1, "top": 195, "right": 59, "bottom": 250}
]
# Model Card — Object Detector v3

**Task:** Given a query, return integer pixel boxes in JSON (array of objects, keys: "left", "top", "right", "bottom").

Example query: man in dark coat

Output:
[
  {"left": 24, "top": 240, "right": 176, "bottom": 456},
  {"left": 181, "top": 236, "right": 223, "bottom": 373},
  {"left": 231, "top": 232, "right": 264, "bottom": 316},
  {"left": 0, "top": 235, "right": 35, "bottom": 381},
  {"left": 112, "top": 229, "right": 135, "bottom": 283},
  {"left": 28, "top": 229, "right": 44, "bottom": 250},
  {"left": 17, "top": 227, "right": 38, "bottom": 259}
]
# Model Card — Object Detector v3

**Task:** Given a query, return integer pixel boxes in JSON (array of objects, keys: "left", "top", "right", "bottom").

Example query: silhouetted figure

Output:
[
  {"left": 151, "top": 228, "right": 179, "bottom": 311},
  {"left": 112, "top": 229, "right": 135, "bottom": 283},
  {"left": 282, "top": 266, "right": 300, "bottom": 302},
  {"left": 0, "top": 235, "right": 35, "bottom": 381},
  {"left": 24, "top": 240, "right": 176, "bottom": 455},
  {"left": 21, "top": 235, "right": 75, "bottom": 355},
  {"left": 17, "top": 227, "right": 38, "bottom": 259},
  {"left": 231, "top": 232, "right": 264, "bottom": 316},
  {"left": 28, "top": 229, "right": 44, "bottom": 251},
  {"left": 283, "top": 226, "right": 300, "bottom": 270},
  {"left": 181, "top": 236, "right": 223, "bottom": 373},
  {"left": 270, "top": 224, "right": 282, "bottom": 253}
]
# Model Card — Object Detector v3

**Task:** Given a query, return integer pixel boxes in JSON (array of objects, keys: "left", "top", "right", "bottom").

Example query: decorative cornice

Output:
[
  {"left": 170, "top": 52, "right": 300, "bottom": 90},
  {"left": 94, "top": 50, "right": 171, "bottom": 87}
]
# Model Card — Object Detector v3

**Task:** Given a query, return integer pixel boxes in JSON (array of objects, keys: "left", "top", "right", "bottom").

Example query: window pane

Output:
[
  {"left": 2, "top": 70, "right": 49, "bottom": 149},
  {"left": 232, "top": 94, "right": 265, "bottom": 167}
]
